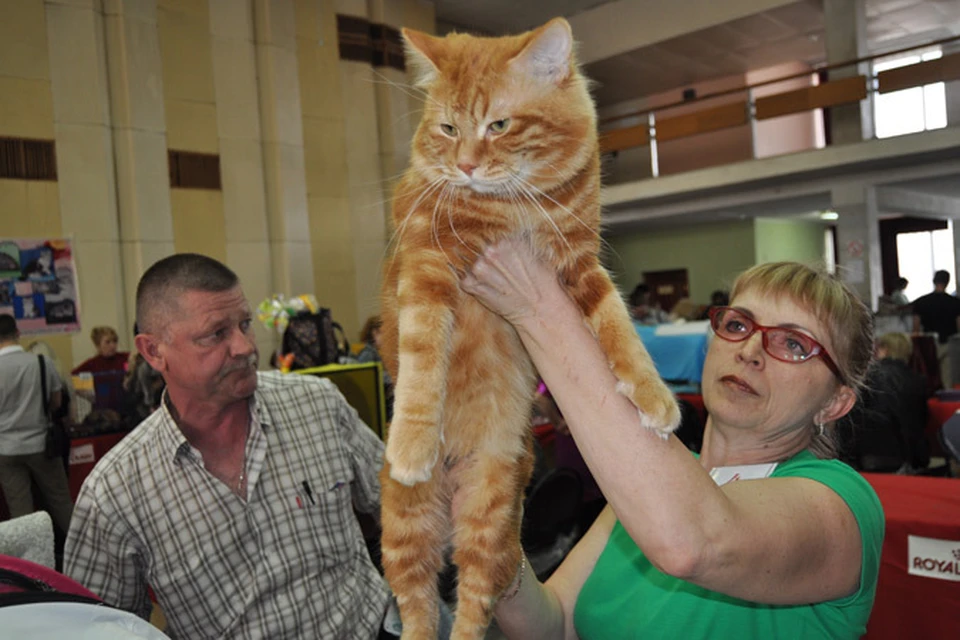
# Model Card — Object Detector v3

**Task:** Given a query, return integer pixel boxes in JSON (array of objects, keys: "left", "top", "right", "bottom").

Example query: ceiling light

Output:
[{"left": 820, "top": 211, "right": 839, "bottom": 220}]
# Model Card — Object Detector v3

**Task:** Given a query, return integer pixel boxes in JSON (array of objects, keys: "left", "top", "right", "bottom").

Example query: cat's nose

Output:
[{"left": 457, "top": 162, "right": 477, "bottom": 177}]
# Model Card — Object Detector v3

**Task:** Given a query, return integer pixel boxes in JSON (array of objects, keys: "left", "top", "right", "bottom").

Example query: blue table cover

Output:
[{"left": 634, "top": 321, "right": 710, "bottom": 384}]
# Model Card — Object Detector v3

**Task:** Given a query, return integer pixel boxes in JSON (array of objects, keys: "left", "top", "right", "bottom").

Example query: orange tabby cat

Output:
[{"left": 379, "top": 17, "right": 680, "bottom": 639}]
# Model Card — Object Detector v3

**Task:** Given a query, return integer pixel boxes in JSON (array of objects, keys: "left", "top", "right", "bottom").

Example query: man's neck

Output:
[
  {"left": 166, "top": 389, "right": 251, "bottom": 451},
  {"left": 0, "top": 339, "right": 20, "bottom": 350}
]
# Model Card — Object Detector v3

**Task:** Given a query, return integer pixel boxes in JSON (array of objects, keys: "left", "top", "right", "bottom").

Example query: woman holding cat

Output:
[{"left": 461, "top": 239, "right": 883, "bottom": 639}]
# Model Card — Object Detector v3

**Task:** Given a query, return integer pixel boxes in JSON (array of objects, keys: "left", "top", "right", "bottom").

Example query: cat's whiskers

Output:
[
  {"left": 510, "top": 173, "right": 611, "bottom": 252},
  {"left": 430, "top": 182, "right": 457, "bottom": 266},
  {"left": 365, "top": 69, "right": 444, "bottom": 110},
  {"left": 509, "top": 178, "right": 573, "bottom": 254},
  {"left": 445, "top": 187, "right": 479, "bottom": 259},
  {"left": 386, "top": 176, "right": 448, "bottom": 265}
]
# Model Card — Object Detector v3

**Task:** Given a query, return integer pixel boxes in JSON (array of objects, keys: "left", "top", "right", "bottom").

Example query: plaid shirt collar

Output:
[{"left": 156, "top": 387, "right": 275, "bottom": 464}]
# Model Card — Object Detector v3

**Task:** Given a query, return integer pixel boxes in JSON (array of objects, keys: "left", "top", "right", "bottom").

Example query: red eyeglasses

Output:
[{"left": 708, "top": 306, "right": 845, "bottom": 384}]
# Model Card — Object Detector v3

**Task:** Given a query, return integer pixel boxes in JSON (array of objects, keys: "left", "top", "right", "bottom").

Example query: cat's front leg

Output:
[
  {"left": 385, "top": 267, "right": 458, "bottom": 486},
  {"left": 567, "top": 266, "right": 681, "bottom": 435}
]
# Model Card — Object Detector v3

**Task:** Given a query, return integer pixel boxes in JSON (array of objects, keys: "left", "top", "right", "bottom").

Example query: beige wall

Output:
[
  {"left": 0, "top": 0, "right": 435, "bottom": 370},
  {"left": 159, "top": 0, "right": 228, "bottom": 264}
]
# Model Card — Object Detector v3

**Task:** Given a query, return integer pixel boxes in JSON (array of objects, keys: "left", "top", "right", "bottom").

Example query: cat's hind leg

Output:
[
  {"left": 448, "top": 439, "right": 534, "bottom": 640},
  {"left": 380, "top": 465, "right": 451, "bottom": 640}
]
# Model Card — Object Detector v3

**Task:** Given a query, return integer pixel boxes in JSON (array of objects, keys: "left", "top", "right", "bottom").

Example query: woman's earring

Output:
[{"left": 816, "top": 421, "right": 825, "bottom": 437}]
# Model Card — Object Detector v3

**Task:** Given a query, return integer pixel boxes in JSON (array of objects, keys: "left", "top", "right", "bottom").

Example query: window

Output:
[
  {"left": 873, "top": 48, "right": 947, "bottom": 139},
  {"left": 897, "top": 223, "right": 956, "bottom": 301}
]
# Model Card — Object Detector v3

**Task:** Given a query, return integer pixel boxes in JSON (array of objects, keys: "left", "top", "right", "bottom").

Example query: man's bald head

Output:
[{"left": 136, "top": 254, "right": 240, "bottom": 336}]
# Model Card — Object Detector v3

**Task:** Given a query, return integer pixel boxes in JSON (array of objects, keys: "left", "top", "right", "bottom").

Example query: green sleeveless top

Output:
[{"left": 573, "top": 450, "right": 884, "bottom": 639}]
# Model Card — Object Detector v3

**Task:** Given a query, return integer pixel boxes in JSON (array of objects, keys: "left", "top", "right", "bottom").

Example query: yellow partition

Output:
[{"left": 295, "top": 361, "right": 388, "bottom": 440}]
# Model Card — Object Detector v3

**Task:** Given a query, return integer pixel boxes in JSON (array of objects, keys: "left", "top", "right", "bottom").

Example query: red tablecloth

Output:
[
  {"left": 67, "top": 431, "right": 128, "bottom": 501},
  {"left": 862, "top": 473, "right": 960, "bottom": 640}
]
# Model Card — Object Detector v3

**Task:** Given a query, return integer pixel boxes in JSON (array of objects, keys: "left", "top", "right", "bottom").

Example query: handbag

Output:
[{"left": 37, "top": 356, "right": 68, "bottom": 459}]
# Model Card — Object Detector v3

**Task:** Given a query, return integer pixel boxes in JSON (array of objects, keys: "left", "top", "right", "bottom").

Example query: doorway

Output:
[{"left": 642, "top": 268, "right": 690, "bottom": 314}]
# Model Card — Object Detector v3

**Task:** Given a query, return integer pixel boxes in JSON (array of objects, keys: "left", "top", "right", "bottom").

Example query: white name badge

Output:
[{"left": 709, "top": 463, "right": 778, "bottom": 486}]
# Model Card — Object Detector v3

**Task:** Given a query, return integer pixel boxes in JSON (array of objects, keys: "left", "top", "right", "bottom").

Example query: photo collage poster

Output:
[{"left": 0, "top": 238, "right": 81, "bottom": 334}]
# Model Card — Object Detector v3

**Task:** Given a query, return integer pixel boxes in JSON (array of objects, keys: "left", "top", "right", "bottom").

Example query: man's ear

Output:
[
  {"left": 817, "top": 386, "right": 857, "bottom": 424},
  {"left": 135, "top": 333, "right": 166, "bottom": 373}
]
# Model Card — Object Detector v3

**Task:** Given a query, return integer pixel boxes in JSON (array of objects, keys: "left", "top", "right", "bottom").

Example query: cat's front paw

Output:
[
  {"left": 384, "top": 424, "right": 440, "bottom": 486},
  {"left": 615, "top": 379, "right": 681, "bottom": 439}
]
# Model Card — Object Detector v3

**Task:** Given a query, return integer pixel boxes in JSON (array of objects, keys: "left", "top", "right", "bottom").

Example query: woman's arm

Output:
[
  {"left": 494, "top": 506, "right": 616, "bottom": 640},
  {"left": 461, "top": 239, "right": 864, "bottom": 604}
]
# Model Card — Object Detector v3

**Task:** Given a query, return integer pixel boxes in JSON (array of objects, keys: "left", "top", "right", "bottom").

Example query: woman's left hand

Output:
[{"left": 460, "top": 237, "right": 558, "bottom": 325}]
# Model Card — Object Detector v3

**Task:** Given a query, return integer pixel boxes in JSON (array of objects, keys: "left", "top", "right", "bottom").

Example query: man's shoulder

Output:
[
  {"left": 913, "top": 292, "right": 934, "bottom": 306},
  {"left": 80, "top": 415, "right": 168, "bottom": 495},
  {"left": 256, "top": 370, "right": 338, "bottom": 397}
]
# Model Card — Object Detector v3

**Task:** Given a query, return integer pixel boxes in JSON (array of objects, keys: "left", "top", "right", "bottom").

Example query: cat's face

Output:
[{"left": 404, "top": 18, "right": 596, "bottom": 197}]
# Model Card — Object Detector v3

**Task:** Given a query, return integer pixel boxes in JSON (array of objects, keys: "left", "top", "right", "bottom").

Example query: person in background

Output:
[
  {"left": 0, "top": 314, "right": 73, "bottom": 536},
  {"left": 699, "top": 289, "right": 731, "bottom": 320},
  {"left": 71, "top": 326, "right": 129, "bottom": 375},
  {"left": 911, "top": 270, "right": 960, "bottom": 388},
  {"left": 461, "top": 241, "right": 883, "bottom": 640},
  {"left": 122, "top": 325, "right": 165, "bottom": 422},
  {"left": 358, "top": 315, "right": 394, "bottom": 421},
  {"left": 836, "top": 332, "right": 929, "bottom": 473},
  {"left": 627, "top": 283, "right": 668, "bottom": 325},
  {"left": 668, "top": 298, "right": 701, "bottom": 323},
  {"left": 890, "top": 277, "right": 909, "bottom": 308},
  {"left": 65, "top": 254, "right": 400, "bottom": 639}
]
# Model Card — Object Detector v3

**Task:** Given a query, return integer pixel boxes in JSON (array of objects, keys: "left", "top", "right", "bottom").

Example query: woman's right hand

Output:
[{"left": 460, "top": 237, "right": 560, "bottom": 326}]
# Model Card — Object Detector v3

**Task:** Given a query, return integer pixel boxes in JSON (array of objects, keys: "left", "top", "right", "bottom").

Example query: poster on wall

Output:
[{"left": 0, "top": 238, "right": 81, "bottom": 335}]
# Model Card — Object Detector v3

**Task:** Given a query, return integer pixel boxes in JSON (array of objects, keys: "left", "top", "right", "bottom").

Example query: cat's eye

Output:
[
  {"left": 439, "top": 123, "right": 458, "bottom": 137},
  {"left": 488, "top": 119, "right": 510, "bottom": 134}
]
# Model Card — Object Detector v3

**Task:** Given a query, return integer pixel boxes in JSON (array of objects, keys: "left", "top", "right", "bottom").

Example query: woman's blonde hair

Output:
[
  {"left": 876, "top": 332, "right": 913, "bottom": 363},
  {"left": 90, "top": 326, "right": 118, "bottom": 347},
  {"left": 730, "top": 262, "right": 874, "bottom": 458}
]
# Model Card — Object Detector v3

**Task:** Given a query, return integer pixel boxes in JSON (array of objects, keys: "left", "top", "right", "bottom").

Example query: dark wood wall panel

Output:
[
  {"left": 0, "top": 137, "right": 57, "bottom": 181},
  {"left": 168, "top": 150, "right": 221, "bottom": 190}
]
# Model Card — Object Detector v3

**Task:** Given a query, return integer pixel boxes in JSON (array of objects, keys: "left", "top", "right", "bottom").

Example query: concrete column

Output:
[
  {"left": 832, "top": 184, "right": 882, "bottom": 308},
  {"left": 44, "top": 0, "right": 168, "bottom": 361},
  {"left": 943, "top": 41, "right": 960, "bottom": 128},
  {"left": 333, "top": 1, "right": 385, "bottom": 335},
  {"left": 209, "top": 0, "right": 276, "bottom": 363},
  {"left": 253, "top": 0, "right": 315, "bottom": 299},
  {"left": 360, "top": 0, "right": 435, "bottom": 327},
  {"left": 952, "top": 223, "right": 960, "bottom": 290},
  {"left": 823, "top": 0, "right": 874, "bottom": 144},
  {"left": 100, "top": 0, "right": 176, "bottom": 340}
]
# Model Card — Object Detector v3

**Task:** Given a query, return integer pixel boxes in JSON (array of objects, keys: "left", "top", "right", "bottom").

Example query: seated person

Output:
[
  {"left": 71, "top": 326, "right": 129, "bottom": 375},
  {"left": 65, "top": 254, "right": 397, "bottom": 639},
  {"left": 837, "top": 332, "right": 930, "bottom": 472},
  {"left": 357, "top": 315, "right": 394, "bottom": 421},
  {"left": 627, "top": 283, "right": 668, "bottom": 325},
  {"left": 461, "top": 242, "right": 884, "bottom": 639},
  {"left": 698, "top": 289, "right": 730, "bottom": 320},
  {"left": 72, "top": 326, "right": 130, "bottom": 413}
]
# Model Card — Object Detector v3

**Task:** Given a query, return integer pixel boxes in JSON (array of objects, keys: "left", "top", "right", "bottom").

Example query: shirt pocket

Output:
[{"left": 280, "top": 460, "right": 358, "bottom": 572}]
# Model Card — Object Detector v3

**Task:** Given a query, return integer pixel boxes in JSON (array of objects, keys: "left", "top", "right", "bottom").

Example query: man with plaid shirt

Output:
[{"left": 65, "top": 254, "right": 392, "bottom": 639}]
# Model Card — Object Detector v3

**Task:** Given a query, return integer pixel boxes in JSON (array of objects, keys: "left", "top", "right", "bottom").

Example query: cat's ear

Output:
[
  {"left": 402, "top": 28, "right": 442, "bottom": 87},
  {"left": 509, "top": 17, "right": 573, "bottom": 84}
]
